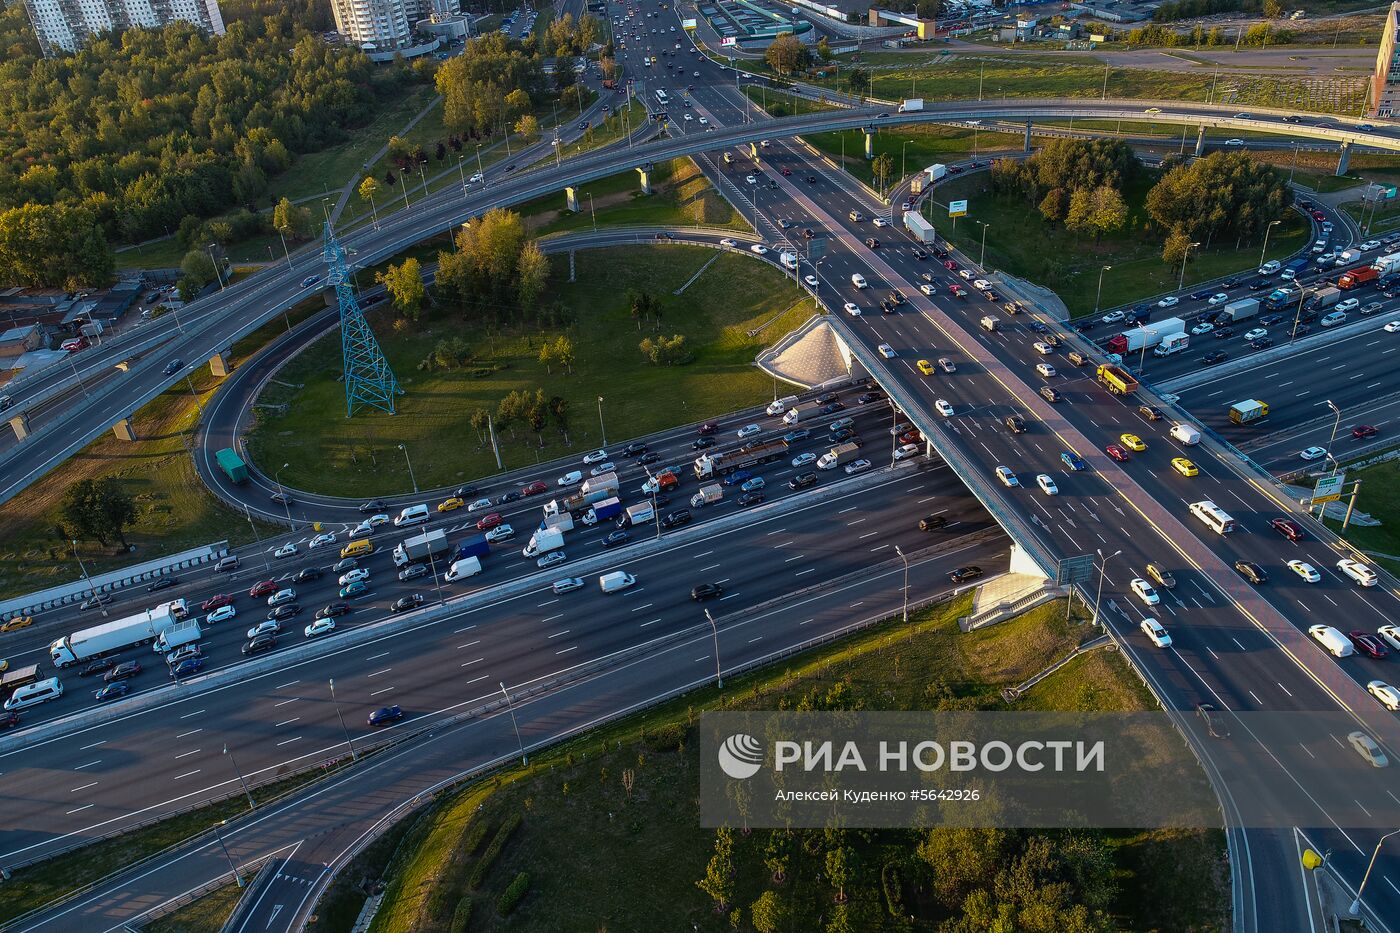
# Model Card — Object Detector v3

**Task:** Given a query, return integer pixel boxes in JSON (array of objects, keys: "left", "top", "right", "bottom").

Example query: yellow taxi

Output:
[
  {"left": 916, "top": 359, "right": 936, "bottom": 376},
  {"left": 1171, "top": 457, "right": 1198, "bottom": 477},
  {"left": 1144, "top": 107, "right": 1162, "bottom": 114},
  {"left": 0, "top": 615, "right": 33, "bottom": 633},
  {"left": 437, "top": 497, "right": 465, "bottom": 512},
  {"left": 1120, "top": 433, "right": 1146, "bottom": 452}
]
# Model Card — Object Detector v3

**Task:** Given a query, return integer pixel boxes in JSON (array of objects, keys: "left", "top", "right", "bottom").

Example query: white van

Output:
[
  {"left": 4, "top": 677, "right": 63, "bottom": 710},
  {"left": 394, "top": 504, "right": 430, "bottom": 527},
  {"left": 1320, "top": 311, "right": 1347, "bottom": 328},
  {"left": 851, "top": 273, "right": 868, "bottom": 289},
  {"left": 599, "top": 571, "right": 636, "bottom": 593},
  {"left": 1170, "top": 423, "right": 1201, "bottom": 445},
  {"left": 445, "top": 556, "right": 482, "bottom": 582},
  {"left": 1259, "top": 259, "right": 1281, "bottom": 275},
  {"left": 1337, "top": 558, "right": 1379, "bottom": 587},
  {"left": 767, "top": 395, "right": 799, "bottom": 416},
  {"left": 1308, "top": 624, "right": 1354, "bottom": 658}
]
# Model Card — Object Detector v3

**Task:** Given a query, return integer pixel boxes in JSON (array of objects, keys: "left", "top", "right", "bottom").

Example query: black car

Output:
[
  {"left": 1249, "top": 278, "right": 1271, "bottom": 290},
  {"left": 147, "top": 577, "right": 177, "bottom": 592},
  {"left": 622, "top": 442, "right": 648, "bottom": 457},
  {"left": 1250, "top": 337, "right": 1274, "bottom": 350},
  {"left": 602, "top": 530, "right": 630, "bottom": 548},
  {"left": 294, "top": 567, "right": 322, "bottom": 583},
  {"left": 911, "top": 247, "right": 927, "bottom": 260},
  {"left": 104, "top": 661, "right": 142, "bottom": 682},
  {"left": 919, "top": 515, "right": 948, "bottom": 532},
  {"left": 391, "top": 593, "right": 425, "bottom": 613},
  {"left": 820, "top": 402, "right": 844, "bottom": 414},
  {"left": 829, "top": 428, "right": 856, "bottom": 444},
  {"left": 1212, "top": 327, "right": 1233, "bottom": 340},
  {"left": 398, "top": 563, "right": 429, "bottom": 581},
  {"left": 1257, "top": 313, "right": 1284, "bottom": 327},
  {"left": 162, "top": 359, "right": 182, "bottom": 376},
  {"left": 638, "top": 451, "right": 660, "bottom": 465},
  {"left": 1196, "top": 703, "right": 1230, "bottom": 739},
  {"left": 0, "top": 711, "right": 19, "bottom": 730},
  {"left": 690, "top": 582, "right": 724, "bottom": 601},
  {"left": 270, "top": 491, "right": 293, "bottom": 505},
  {"left": 359, "top": 499, "right": 385, "bottom": 513},
  {"left": 789, "top": 471, "right": 818, "bottom": 490},
  {"left": 368, "top": 705, "right": 404, "bottom": 727},
  {"left": 1221, "top": 277, "right": 1242, "bottom": 289},
  {"left": 268, "top": 603, "right": 301, "bottom": 621},
  {"left": 806, "top": 175, "right": 818, "bottom": 184},
  {"left": 80, "top": 658, "right": 117, "bottom": 677},
  {"left": 737, "top": 491, "right": 765, "bottom": 507},
  {"left": 243, "top": 633, "right": 277, "bottom": 655},
  {"left": 949, "top": 566, "right": 984, "bottom": 583},
  {"left": 317, "top": 602, "right": 350, "bottom": 620},
  {"left": 662, "top": 509, "right": 692, "bottom": 528},
  {"left": 1200, "top": 351, "right": 1228, "bottom": 365},
  {"left": 498, "top": 490, "right": 523, "bottom": 505},
  {"left": 865, "top": 237, "right": 880, "bottom": 249},
  {"left": 1188, "top": 290, "right": 1212, "bottom": 301},
  {"left": 816, "top": 392, "right": 839, "bottom": 404},
  {"left": 1004, "top": 415, "right": 1027, "bottom": 434},
  {"left": 693, "top": 436, "right": 716, "bottom": 450},
  {"left": 80, "top": 594, "right": 114, "bottom": 611},
  {"left": 857, "top": 392, "right": 882, "bottom": 404},
  {"left": 1291, "top": 324, "right": 1310, "bottom": 338},
  {"left": 1138, "top": 405, "right": 1162, "bottom": 421},
  {"left": 170, "top": 657, "right": 206, "bottom": 678},
  {"left": 1234, "top": 561, "right": 1267, "bottom": 585},
  {"left": 802, "top": 228, "right": 816, "bottom": 239},
  {"left": 453, "top": 485, "right": 478, "bottom": 499},
  {"left": 95, "top": 682, "right": 130, "bottom": 702}
]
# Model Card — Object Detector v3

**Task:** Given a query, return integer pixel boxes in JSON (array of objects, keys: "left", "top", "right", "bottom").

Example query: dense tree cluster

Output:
[
  {"left": 1123, "top": 20, "right": 1288, "bottom": 46},
  {"left": 989, "top": 138, "right": 1133, "bottom": 240},
  {"left": 62, "top": 477, "right": 137, "bottom": 548},
  {"left": 764, "top": 34, "right": 811, "bottom": 76},
  {"left": 435, "top": 33, "right": 549, "bottom": 138},
  {"left": 0, "top": 203, "right": 113, "bottom": 288},
  {"left": 538, "top": 13, "right": 603, "bottom": 59},
  {"left": 436, "top": 207, "right": 548, "bottom": 320},
  {"left": 1145, "top": 151, "right": 1291, "bottom": 246}
]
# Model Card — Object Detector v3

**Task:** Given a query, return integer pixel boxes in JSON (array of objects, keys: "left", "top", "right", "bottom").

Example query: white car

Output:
[
  {"left": 843, "top": 302, "right": 862, "bottom": 317},
  {"left": 246, "top": 620, "right": 281, "bottom": 640},
  {"left": 267, "top": 588, "right": 296, "bottom": 606},
  {"left": 1287, "top": 559, "right": 1321, "bottom": 583},
  {"left": 1101, "top": 310, "right": 1125, "bottom": 324},
  {"left": 958, "top": 269, "right": 973, "bottom": 280},
  {"left": 935, "top": 399, "right": 955, "bottom": 417},
  {"left": 309, "top": 532, "right": 336, "bottom": 549},
  {"left": 699, "top": 116, "right": 709, "bottom": 125},
  {"left": 972, "top": 279, "right": 990, "bottom": 290},
  {"left": 467, "top": 497, "right": 494, "bottom": 512},
  {"left": 338, "top": 569, "right": 370, "bottom": 586},
  {"left": 1158, "top": 296, "right": 1179, "bottom": 308},
  {"left": 872, "top": 217, "right": 888, "bottom": 228},
  {"left": 1299, "top": 446, "right": 1328, "bottom": 461},
  {"left": 851, "top": 274, "right": 868, "bottom": 289},
  {"left": 1224, "top": 138, "right": 1245, "bottom": 146},
  {"left": 893, "top": 443, "right": 920, "bottom": 461},
  {"left": 1385, "top": 320, "right": 1400, "bottom": 333},
  {"left": 1361, "top": 239, "right": 1381, "bottom": 251},
  {"left": 844, "top": 458, "right": 873, "bottom": 475},
  {"left": 1130, "top": 577, "right": 1160, "bottom": 606},
  {"left": 1367, "top": 680, "right": 1400, "bottom": 711},
  {"left": 468, "top": 172, "right": 483, "bottom": 184},
  {"left": 745, "top": 175, "right": 757, "bottom": 185},
  {"left": 683, "top": 113, "right": 693, "bottom": 122},
  {"left": 750, "top": 243, "right": 768, "bottom": 255},
  {"left": 350, "top": 519, "right": 375, "bottom": 537},
  {"left": 537, "top": 551, "right": 567, "bottom": 569},
  {"left": 552, "top": 577, "right": 584, "bottom": 594},
  {"left": 305, "top": 618, "right": 336, "bottom": 638},
  {"left": 804, "top": 275, "right": 819, "bottom": 288},
  {"left": 485, "top": 524, "right": 514, "bottom": 543},
  {"left": 1378, "top": 624, "right": 1400, "bottom": 651},
  {"left": 273, "top": 542, "right": 297, "bottom": 559},
  {"left": 1140, "top": 618, "right": 1172, "bottom": 648},
  {"left": 558, "top": 470, "right": 583, "bottom": 486},
  {"left": 1337, "top": 558, "right": 1378, "bottom": 586},
  {"left": 791, "top": 452, "right": 817, "bottom": 468},
  {"left": 589, "top": 462, "right": 615, "bottom": 476},
  {"left": 1349, "top": 731, "right": 1390, "bottom": 768},
  {"left": 737, "top": 423, "right": 761, "bottom": 439},
  {"left": 1207, "top": 293, "right": 1229, "bottom": 306},
  {"left": 1035, "top": 363, "right": 1056, "bottom": 378},
  {"left": 1035, "top": 473, "right": 1058, "bottom": 496},
  {"left": 582, "top": 449, "right": 610, "bottom": 464},
  {"left": 1033, "top": 341, "right": 1053, "bottom": 355},
  {"left": 919, "top": 284, "right": 935, "bottom": 296},
  {"left": 206, "top": 605, "right": 236, "bottom": 625},
  {"left": 1242, "top": 328, "right": 1267, "bottom": 342},
  {"left": 1190, "top": 321, "right": 1214, "bottom": 336},
  {"left": 719, "top": 237, "right": 736, "bottom": 248},
  {"left": 878, "top": 343, "right": 896, "bottom": 359},
  {"left": 995, "top": 465, "right": 1018, "bottom": 487}
]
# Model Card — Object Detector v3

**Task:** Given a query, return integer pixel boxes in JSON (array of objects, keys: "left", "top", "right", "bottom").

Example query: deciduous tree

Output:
[
  {"left": 62, "top": 478, "right": 137, "bottom": 548},
  {"left": 765, "top": 34, "right": 810, "bottom": 76},
  {"left": 377, "top": 257, "right": 426, "bottom": 320}
]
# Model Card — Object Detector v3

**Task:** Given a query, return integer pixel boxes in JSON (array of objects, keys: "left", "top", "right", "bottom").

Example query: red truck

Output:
[{"left": 1339, "top": 266, "right": 1379, "bottom": 289}]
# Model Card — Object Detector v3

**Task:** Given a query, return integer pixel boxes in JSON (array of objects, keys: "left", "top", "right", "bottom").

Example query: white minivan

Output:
[
  {"left": 851, "top": 273, "right": 868, "bottom": 289},
  {"left": 445, "top": 557, "right": 482, "bottom": 581},
  {"left": 1320, "top": 310, "right": 1348, "bottom": 328},
  {"left": 394, "top": 504, "right": 430, "bottom": 527},
  {"left": 1259, "top": 259, "right": 1281, "bottom": 275},
  {"left": 1308, "top": 624, "right": 1354, "bottom": 658},
  {"left": 4, "top": 677, "right": 63, "bottom": 710}
]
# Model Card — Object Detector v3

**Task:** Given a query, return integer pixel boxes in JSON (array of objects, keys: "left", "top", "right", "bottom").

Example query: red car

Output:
[
  {"left": 476, "top": 512, "right": 504, "bottom": 531},
  {"left": 1349, "top": 631, "right": 1389, "bottom": 659},
  {"left": 780, "top": 167, "right": 792, "bottom": 176},
  {"left": 1352, "top": 424, "right": 1378, "bottom": 439},
  {"left": 898, "top": 429, "right": 922, "bottom": 445},
  {"left": 248, "top": 580, "right": 278, "bottom": 599},
  {"left": 1311, "top": 210, "right": 1325, "bottom": 221},
  {"left": 943, "top": 260, "right": 958, "bottom": 271},
  {"left": 202, "top": 593, "right": 234, "bottom": 612},
  {"left": 1270, "top": 518, "right": 1304, "bottom": 541},
  {"left": 948, "top": 284, "right": 964, "bottom": 297},
  {"left": 522, "top": 480, "right": 548, "bottom": 496},
  {"left": 1105, "top": 444, "right": 1129, "bottom": 462}
]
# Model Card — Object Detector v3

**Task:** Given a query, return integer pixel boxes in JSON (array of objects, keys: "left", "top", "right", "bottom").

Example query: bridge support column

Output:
[
  {"left": 564, "top": 186, "right": 580, "bottom": 213},
  {"left": 747, "top": 142, "right": 759, "bottom": 161},
  {"left": 1194, "top": 126, "right": 1206, "bottom": 157},
  {"left": 208, "top": 349, "right": 232, "bottom": 378},
  {"left": 636, "top": 164, "right": 652, "bottom": 195},
  {"left": 112, "top": 417, "right": 138, "bottom": 442},
  {"left": 1337, "top": 141, "right": 1352, "bottom": 176},
  {"left": 863, "top": 127, "right": 875, "bottom": 159},
  {"left": 1009, "top": 543, "right": 1050, "bottom": 581},
  {"left": 1023, "top": 120, "right": 1033, "bottom": 153},
  {"left": 8, "top": 412, "right": 29, "bottom": 441}
]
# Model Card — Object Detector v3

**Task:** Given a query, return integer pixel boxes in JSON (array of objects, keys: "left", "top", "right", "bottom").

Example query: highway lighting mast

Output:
[{"left": 323, "top": 223, "right": 401, "bottom": 417}]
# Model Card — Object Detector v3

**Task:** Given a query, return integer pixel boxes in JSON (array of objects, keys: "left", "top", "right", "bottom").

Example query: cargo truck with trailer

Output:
[
  {"left": 50, "top": 604, "right": 182, "bottom": 667},
  {"left": 690, "top": 483, "right": 723, "bottom": 508},
  {"left": 1372, "top": 252, "right": 1400, "bottom": 277},
  {"left": 923, "top": 164, "right": 947, "bottom": 184},
  {"left": 1095, "top": 364, "right": 1139, "bottom": 396},
  {"left": 903, "top": 210, "right": 936, "bottom": 244},
  {"left": 581, "top": 496, "right": 623, "bottom": 526},
  {"left": 1107, "top": 317, "right": 1184, "bottom": 355},
  {"left": 1220, "top": 298, "right": 1260, "bottom": 323},
  {"left": 693, "top": 439, "right": 790, "bottom": 478},
  {"left": 393, "top": 528, "right": 450, "bottom": 567},
  {"left": 1229, "top": 399, "right": 1269, "bottom": 424},
  {"left": 215, "top": 448, "right": 248, "bottom": 484}
]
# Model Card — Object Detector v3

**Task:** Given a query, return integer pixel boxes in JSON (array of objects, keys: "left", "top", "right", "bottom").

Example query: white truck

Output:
[
  {"left": 540, "top": 512, "right": 575, "bottom": 533},
  {"left": 1373, "top": 252, "right": 1400, "bottom": 277},
  {"left": 445, "top": 556, "right": 483, "bottom": 581},
  {"left": 903, "top": 210, "right": 936, "bottom": 244},
  {"left": 779, "top": 251, "right": 798, "bottom": 271},
  {"left": 1220, "top": 298, "right": 1259, "bottom": 324},
  {"left": 51, "top": 604, "right": 182, "bottom": 667},
  {"left": 766, "top": 395, "right": 799, "bottom": 416},
  {"left": 898, "top": 98, "right": 924, "bottom": 113},
  {"left": 522, "top": 526, "right": 566, "bottom": 558},
  {"left": 691, "top": 483, "right": 723, "bottom": 508},
  {"left": 622, "top": 502, "right": 655, "bottom": 527},
  {"left": 924, "top": 163, "right": 947, "bottom": 184},
  {"left": 393, "top": 527, "right": 450, "bottom": 568},
  {"left": 545, "top": 471, "right": 619, "bottom": 517},
  {"left": 154, "top": 619, "right": 202, "bottom": 654},
  {"left": 1170, "top": 423, "right": 1201, "bottom": 445},
  {"left": 599, "top": 571, "right": 636, "bottom": 593},
  {"left": 1153, "top": 332, "right": 1189, "bottom": 357}
]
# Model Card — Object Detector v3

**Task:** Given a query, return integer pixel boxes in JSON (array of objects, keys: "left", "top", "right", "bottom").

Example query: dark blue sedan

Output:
[{"left": 95, "top": 682, "right": 130, "bottom": 702}]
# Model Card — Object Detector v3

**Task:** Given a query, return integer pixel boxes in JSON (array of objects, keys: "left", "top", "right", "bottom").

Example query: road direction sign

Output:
[
  {"left": 1312, "top": 473, "right": 1345, "bottom": 504},
  {"left": 1056, "top": 554, "right": 1096, "bottom": 586},
  {"left": 949, "top": 199, "right": 968, "bottom": 217}
]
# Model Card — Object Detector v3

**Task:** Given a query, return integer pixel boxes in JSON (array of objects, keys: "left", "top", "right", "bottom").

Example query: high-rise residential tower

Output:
[{"left": 22, "top": 0, "right": 225, "bottom": 56}]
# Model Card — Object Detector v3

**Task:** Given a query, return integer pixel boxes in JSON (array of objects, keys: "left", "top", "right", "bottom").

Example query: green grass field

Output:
[
  {"left": 921, "top": 170, "right": 1309, "bottom": 316},
  {"left": 144, "top": 882, "right": 243, "bottom": 933},
  {"left": 364, "top": 594, "right": 1226, "bottom": 933},
  {"left": 1323, "top": 459, "right": 1400, "bottom": 574},
  {"left": 246, "top": 245, "right": 813, "bottom": 496}
]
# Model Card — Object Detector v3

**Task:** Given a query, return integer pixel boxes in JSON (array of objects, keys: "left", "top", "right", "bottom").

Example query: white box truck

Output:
[
  {"left": 766, "top": 395, "right": 799, "bottom": 416},
  {"left": 540, "top": 512, "right": 575, "bottom": 533},
  {"left": 1153, "top": 332, "right": 1189, "bottom": 356},
  {"left": 903, "top": 210, "right": 936, "bottom": 244},
  {"left": 522, "top": 527, "right": 565, "bottom": 558},
  {"left": 691, "top": 483, "right": 723, "bottom": 508},
  {"left": 623, "top": 502, "right": 655, "bottom": 527},
  {"left": 898, "top": 98, "right": 924, "bottom": 112},
  {"left": 924, "top": 164, "right": 947, "bottom": 184},
  {"left": 51, "top": 604, "right": 182, "bottom": 667},
  {"left": 445, "top": 556, "right": 483, "bottom": 581},
  {"left": 599, "top": 571, "right": 636, "bottom": 593},
  {"left": 154, "top": 619, "right": 202, "bottom": 654},
  {"left": 1170, "top": 423, "right": 1201, "bottom": 445}
]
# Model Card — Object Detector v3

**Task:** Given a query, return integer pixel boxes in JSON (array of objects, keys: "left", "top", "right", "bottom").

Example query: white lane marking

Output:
[
  {"left": 175, "top": 729, "right": 202, "bottom": 737},
  {"left": 365, "top": 651, "right": 390, "bottom": 662},
  {"left": 70, "top": 781, "right": 98, "bottom": 793},
  {"left": 274, "top": 717, "right": 299, "bottom": 727},
  {"left": 173, "top": 769, "right": 201, "bottom": 780},
  {"left": 556, "top": 645, "right": 577, "bottom": 655},
  {"left": 73, "top": 760, "right": 101, "bottom": 770},
  {"left": 368, "top": 668, "right": 391, "bottom": 677},
  {"left": 273, "top": 698, "right": 298, "bottom": 708},
  {"left": 179, "top": 709, "right": 205, "bottom": 719},
  {"left": 66, "top": 804, "right": 93, "bottom": 815},
  {"left": 370, "top": 686, "right": 394, "bottom": 697},
  {"left": 460, "top": 657, "right": 484, "bottom": 667},
  {"left": 276, "top": 737, "right": 301, "bottom": 746},
  {"left": 79, "top": 741, "right": 105, "bottom": 750},
  {"left": 174, "top": 749, "right": 201, "bottom": 760},
  {"left": 275, "top": 680, "right": 299, "bottom": 689},
  {"left": 547, "top": 630, "right": 571, "bottom": 639}
]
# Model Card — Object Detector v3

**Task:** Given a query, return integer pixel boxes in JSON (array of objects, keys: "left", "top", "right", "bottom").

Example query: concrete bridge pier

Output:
[
  {"left": 746, "top": 142, "right": 759, "bottom": 161},
  {"left": 1194, "top": 126, "right": 1207, "bottom": 157},
  {"left": 636, "top": 164, "right": 652, "bottom": 195},
  {"left": 208, "top": 349, "right": 232, "bottom": 378},
  {"left": 1009, "top": 543, "right": 1049, "bottom": 580},
  {"left": 112, "top": 417, "right": 138, "bottom": 442},
  {"left": 863, "top": 126, "right": 876, "bottom": 159},
  {"left": 1023, "top": 120, "right": 1033, "bottom": 153},
  {"left": 8, "top": 412, "right": 29, "bottom": 441},
  {"left": 1337, "top": 141, "right": 1351, "bottom": 176},
  {"left": 564, "top": 186, "right": 580, "bottom": 213}
]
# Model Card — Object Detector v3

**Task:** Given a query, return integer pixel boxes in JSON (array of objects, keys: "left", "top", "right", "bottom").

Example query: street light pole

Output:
[
  {"left": 977, "top": 221, "right": 990, "bottom": 268},
  {"left": 222, "top": 743, "right": 256, "bottom": 809},
  {"left": 328, "top": 678, "right": 359, "bottom": 762},
  {"left": 501, "top": 682, "right": 527, "bottom": 765},
  {"left": 1260, "top": 219, "right": 1281, "bottom": 270},
  {"left": 1350, "top": 829, "right": 1400, "bottom": 917},
  {"left": 214, "top": 820, "right": 245, "bottom": 888},
  {"left": 397, "top": 443, "right": 419, "bottom": 493},
  {"left": 1178, "top": 241, "right": 1201, "bottom": 291},
  {"left": 704, "top": 608, "right": 723, "bottom": 689},
  {"left": 895, "top": 544, "right": 910, "bottom": 638},
  {"left": 274, "top": 463, "right": 293, "bottom": 528},
  {"left": 1325, "top": 399, "right": 1343, "bottom": 479},
  {"left": 1094, "top": 264, "right": 1113, "bottom": 314},
  {"left": 597, "top": 396, "right": 607, "bottom": 447},
  {"left": 71, "top": 540, "right": 108, "bottom": 617},
  {"left": 1092, "top": 548, "right": 1122, "bottom": 628},
  {"left": 207, "top": 244, "right": 225, "bottom": 291}
]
